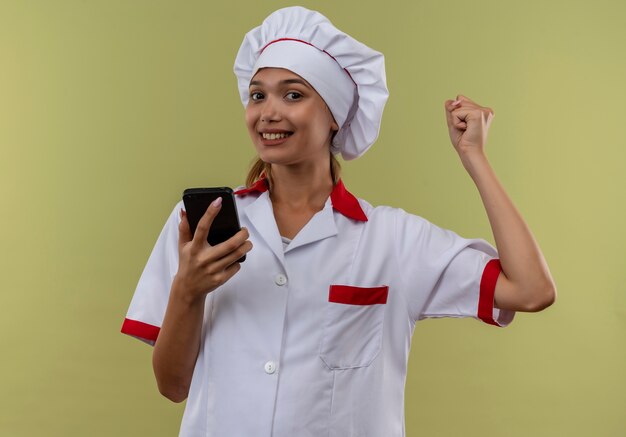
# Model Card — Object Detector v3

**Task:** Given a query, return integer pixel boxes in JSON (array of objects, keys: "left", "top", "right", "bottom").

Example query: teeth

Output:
[{"left": 262, "top": 132, "right": 291, "bottom": 140}]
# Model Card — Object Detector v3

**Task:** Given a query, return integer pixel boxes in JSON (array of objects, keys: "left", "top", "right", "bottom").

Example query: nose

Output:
[{"left": 260, "top": 95, "right": 281, "bottom": 123}]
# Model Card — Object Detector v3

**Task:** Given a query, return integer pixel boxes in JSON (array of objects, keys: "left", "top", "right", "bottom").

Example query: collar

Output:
[{"left": 234, "top": 178, "right": 368, "bottom": 222}]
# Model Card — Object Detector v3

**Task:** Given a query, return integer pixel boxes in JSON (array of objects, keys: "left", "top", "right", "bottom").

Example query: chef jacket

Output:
[{"left": 121, "top": 178, "right": 515, "bottom": 437}]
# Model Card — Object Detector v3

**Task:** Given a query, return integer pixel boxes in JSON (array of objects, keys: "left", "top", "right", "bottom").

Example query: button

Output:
[
  {"left": 274, "top": 274, "right": 287, "bottom": 286},
  {"left": 264, "top": 361, "right": 277, "bottom": 374}
]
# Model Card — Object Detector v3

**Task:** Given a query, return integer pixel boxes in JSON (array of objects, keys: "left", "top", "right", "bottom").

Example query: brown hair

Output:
[{"left": 245, "top": 153, "right": 342, "bottom": 189}]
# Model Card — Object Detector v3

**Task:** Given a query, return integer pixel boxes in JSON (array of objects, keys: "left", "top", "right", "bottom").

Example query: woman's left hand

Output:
[{"left": 444, "top": 95, "right": 495, "bottom": 161}]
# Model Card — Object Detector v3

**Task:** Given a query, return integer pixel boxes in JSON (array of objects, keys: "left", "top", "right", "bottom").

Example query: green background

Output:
[{"left": 1, "top": 0, "right": 624, "bottom": 435}]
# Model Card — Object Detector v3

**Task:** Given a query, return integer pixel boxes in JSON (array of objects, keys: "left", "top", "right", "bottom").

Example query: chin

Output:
[{"left": 256, "top": 149, "right": 296, "bottom": 165}]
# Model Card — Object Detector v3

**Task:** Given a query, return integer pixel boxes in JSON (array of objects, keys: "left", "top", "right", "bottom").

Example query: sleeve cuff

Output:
[
  {"left": 121, "top": 318, "right": 161, "bottom": 345},
  {"left": 478, "top": 259, "right": 515, "bottom": 327}
]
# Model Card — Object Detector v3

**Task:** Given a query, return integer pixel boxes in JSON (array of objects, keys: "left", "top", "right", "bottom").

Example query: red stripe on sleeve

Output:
[
  {"left": 121, "top": 318, "right": 160, "bottom": 342},
  {"left": 329, "top": 285, "right": 389, "bottom": 305},
  {"left": 478, "top": 259, "right": 502, "bottom": 326}
]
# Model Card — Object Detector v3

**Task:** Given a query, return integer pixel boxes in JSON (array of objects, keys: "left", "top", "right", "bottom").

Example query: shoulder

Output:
[
  {"left": 355, "top": 196, "right": 475, "bottom": 249},
  {"left": 356, "top": 197, "right": 430, "bottom": 230}
]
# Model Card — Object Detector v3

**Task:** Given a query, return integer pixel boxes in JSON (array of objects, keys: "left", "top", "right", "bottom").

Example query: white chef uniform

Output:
[
  {"left": 123, "top": 6, "right": 516, "bottom": 436},
  {"left": 121, "top": 177, "right": 515, "bottom": 437}
]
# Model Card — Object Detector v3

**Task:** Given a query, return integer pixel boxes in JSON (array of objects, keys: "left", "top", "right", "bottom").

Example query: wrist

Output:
[
  {"left": 459, "top": 150, "right": 490, "bottom": 178},
  {"left": 171, "top": 275, "right": 206, "bottom": 307}
]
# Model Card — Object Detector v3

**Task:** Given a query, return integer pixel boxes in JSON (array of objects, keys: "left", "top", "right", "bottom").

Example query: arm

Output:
[
  {"left": 152, "top": 280, "right": 206, "bottom": 403},
  {"left": 153, "top": 199, "right": 252, "bottom": 402},
  {"left": 444, "top": 96, "right": 556, "bottom": 312}
]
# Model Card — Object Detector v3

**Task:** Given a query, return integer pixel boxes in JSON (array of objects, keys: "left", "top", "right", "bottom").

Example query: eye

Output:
[
  {"left": 286, "top": 91, "right": 302, "bottom": 101},
  {"left": 249, "top": 91, "right": 263, "bottom": 101}
]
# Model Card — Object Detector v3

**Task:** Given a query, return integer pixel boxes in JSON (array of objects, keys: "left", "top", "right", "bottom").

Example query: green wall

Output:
[{"left": 1, "top": 0, "right": 624, "bottom": 435}]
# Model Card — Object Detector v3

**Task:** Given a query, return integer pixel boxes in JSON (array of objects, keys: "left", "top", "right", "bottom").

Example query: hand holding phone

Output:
[
  {"left": 183, "top": 187, "right": 246, "bottom": 262},
  {"left": 174, "top": 187, "right": 252, "bottom": 299}
]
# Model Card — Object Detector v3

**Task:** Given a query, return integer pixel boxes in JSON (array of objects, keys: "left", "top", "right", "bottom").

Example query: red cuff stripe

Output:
[
  {"left": 121, "top": 318, "right": 160, "bottom": 342},
  {"left": 478, "top": 259, "right": 502, "bottom": 326},
  {"left": 329, "top": 285, "right": 389, "bottom": 305}
]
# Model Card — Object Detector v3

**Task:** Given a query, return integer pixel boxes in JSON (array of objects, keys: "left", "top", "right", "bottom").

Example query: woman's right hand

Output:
[{"left": 174, "top": 197, "right": 253, "bottom": 303}]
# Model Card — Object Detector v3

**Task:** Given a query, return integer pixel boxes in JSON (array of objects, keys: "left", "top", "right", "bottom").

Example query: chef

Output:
[{"left": 122, "top": 6, "right": 556, "bottom": 436}]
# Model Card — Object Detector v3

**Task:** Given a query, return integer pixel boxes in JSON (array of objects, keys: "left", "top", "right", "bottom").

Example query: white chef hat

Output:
[{"left": 233, "top": 6, "right": 389, "bottom": 160}]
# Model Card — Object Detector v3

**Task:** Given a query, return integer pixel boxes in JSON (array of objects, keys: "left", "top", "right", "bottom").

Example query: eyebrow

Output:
[{"left": 249, "top": 78, "right": 312, "bottom": 89}]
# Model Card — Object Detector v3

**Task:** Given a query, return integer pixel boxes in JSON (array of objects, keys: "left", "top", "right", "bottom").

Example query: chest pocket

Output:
[{"left": 319, "top": 285, "right": 388, "bottom": 370}]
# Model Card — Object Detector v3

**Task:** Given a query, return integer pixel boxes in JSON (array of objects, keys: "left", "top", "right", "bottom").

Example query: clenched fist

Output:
[{"left": 444, "top": 94, "right": 495, "bottom": 160}]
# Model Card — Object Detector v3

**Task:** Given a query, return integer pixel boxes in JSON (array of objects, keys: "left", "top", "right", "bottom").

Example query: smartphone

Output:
[{"left": 182, "top": 187, "right": 246, "bottom": 262}]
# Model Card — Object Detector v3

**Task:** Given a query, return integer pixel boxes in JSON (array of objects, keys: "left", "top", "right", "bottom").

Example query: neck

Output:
[{"left": 269, "top": 161, "right": 334, "bottom": 211}]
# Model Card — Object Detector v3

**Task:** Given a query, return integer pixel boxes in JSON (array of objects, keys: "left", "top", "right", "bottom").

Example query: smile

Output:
[{"left": 261, "top": 132, "right": 293, "bottom": 140}]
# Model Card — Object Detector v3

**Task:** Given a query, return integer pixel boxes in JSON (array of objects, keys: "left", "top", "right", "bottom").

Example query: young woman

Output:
[{"left": 122, "top": 6, "right": 556, "bottom": 436}]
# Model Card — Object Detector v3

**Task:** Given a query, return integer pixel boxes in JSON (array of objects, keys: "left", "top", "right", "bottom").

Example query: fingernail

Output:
[
  {"left": 452, "top": 99, "right": 461, "bottom": 105},
  {"left": 211, "top": 197, "right": 222, "bottom": 208}
]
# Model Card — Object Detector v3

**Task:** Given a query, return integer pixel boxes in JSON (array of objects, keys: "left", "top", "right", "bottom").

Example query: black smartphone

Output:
[{"left": 182, "top": 187, "right": 246, "bottom": 262}]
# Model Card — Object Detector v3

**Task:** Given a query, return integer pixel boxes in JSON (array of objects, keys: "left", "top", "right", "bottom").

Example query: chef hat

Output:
[{"left": 233, "top": 6, "right": 389, "bottom": 160}]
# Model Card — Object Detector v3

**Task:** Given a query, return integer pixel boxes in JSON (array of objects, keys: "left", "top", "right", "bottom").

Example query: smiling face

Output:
[{"left": 245, "top": 68, "right": 339, "bottom": 168}]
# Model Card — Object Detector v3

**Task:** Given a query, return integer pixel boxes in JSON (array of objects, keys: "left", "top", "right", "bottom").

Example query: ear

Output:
[{"left": 325, "top": 104, "right": 339, "bottom": 132}]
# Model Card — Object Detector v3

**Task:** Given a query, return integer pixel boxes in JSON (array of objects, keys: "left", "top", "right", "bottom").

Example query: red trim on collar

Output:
[
  {"left": 330, "top": 180, "right": 368, "bottom": 222},
  {"left": 233, "top": 178, "right": 269, "bottom": 195},
  {"left": 234, "top": 178, "right": 367, "bottom": 222}
]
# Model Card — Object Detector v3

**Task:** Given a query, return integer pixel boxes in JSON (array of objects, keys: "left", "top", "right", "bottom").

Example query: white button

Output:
[
  {"left": 264, "top": 361, "right": 277, "bottom": 374},
  {"left": 274, "top": 274, "right": 287, "bottom": 286}
]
